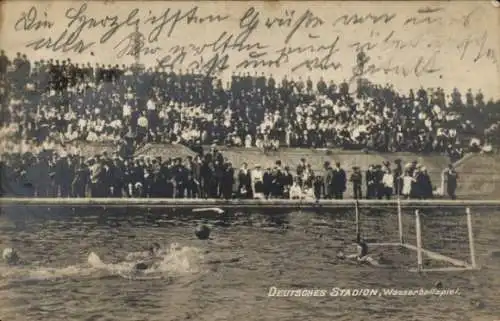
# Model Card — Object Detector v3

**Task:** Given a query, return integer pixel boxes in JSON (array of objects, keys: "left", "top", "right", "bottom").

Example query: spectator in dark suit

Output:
[
  {"left": 282, "top": 166, "right": 294, "bottom": 198},
  {"left": 323, "top": 161, "right": 334, "bottom": 199},
  {"left": 238, "top": 162, "right": 252, "bottom": 198},
  {"left": 55, "top": 153, "right": 72, "bottom": 197},
  {"left": 332, "top": 162, "right": 346, "bottom": 199},
  {"left": 444, "top": 164, "right": 458, "bottom": 200},
  {"left": 393, "top": 159, "right": 403, "bottom": 196},
  {"left": 365, "top": 165, "right": 376, "bottom": 199},
  {"left": 350, "top": 166, "right": 362, "bottom": 200},
  {"left": 221, "top": 162, "right": 234, "bottom": 199},
  {"left": 263, "top": 167, "right": 273, "bottom": 199},
  {"left": 374, "top": 165, "right": 385, "bottom": 199}
]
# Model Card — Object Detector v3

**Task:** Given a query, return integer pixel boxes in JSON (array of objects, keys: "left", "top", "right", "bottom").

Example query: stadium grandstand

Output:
[{"left": 1, "top": 50, "right": 499, "bottom": 200}]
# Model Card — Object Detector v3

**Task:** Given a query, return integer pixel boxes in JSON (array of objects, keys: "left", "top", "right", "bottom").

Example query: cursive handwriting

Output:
[
  {"left": 65, "top": 3, "right": 140, "bottom": 44},
  {"left": 284, "top": 10, "right": 324, "bottom": 44},
  {"left": 157, "top": 28, "right": 265, "bottom": 74},
  {"left": 403, "top": 11, "right": 442, "bottom": 25},
  {"left": 11, "top": 2, "right": 497, "bottom": 86},
  {"left": 26, "top": 30, "right": 95, "bottom": 54},
  {"left": 146, "top": 6, "right": 229, "bottom": 43},
  {"left": 188, "top": 54, "right": 230, "bottom": 76},
  {"left": 350, "top": 51, "right": 441, "bottom": 83},
  {"left": 457, "top": 32, "right": 497, "bottom": 64},
  {"left": 381, "top": 30, "right": 422, "bottom": 50},
  {"left": 417, "top": 7, "right": 443, "bottom": 14},
  {"left": 276, "top": 37, "right": 342, "bottom": 72},
  {"left": 235, "top": 52, "right": 286, "bottom": 69},
  {"left": 449, "top": 8, "right": 478, "bottom": 27},
  {"left": 188, "top": 31, "right": 266, "bottom": 57},
  {"left": 14, "top": 6, "right": 54, "bottom": 31},
  {"left": 154, "top": 46, "right": 187, "bottom": 70},
  {"left": 114, "top": 32, "right": 162, "bottom": 59},
  {"left": 157, "top": 11, "right": 265, "bottom": 76},
  {"left": 263, "top": 8, "right": 324, "bottom": 44},
  {"left": 332, "top": 13, "right": 396, "bottom": 26}
]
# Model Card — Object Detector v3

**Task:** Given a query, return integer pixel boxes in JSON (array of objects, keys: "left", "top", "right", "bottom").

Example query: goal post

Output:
[
  {"left": 466, "top": 207, "right": 477, "bottom": 269},
  {"left": 415, "top": 209, "right": 423, "bottom": 272},
  {"left": 409, "top": 207, "right": 478, "bottom": 272},
  {"left": 355, "top": 202, "right": 479, "bottom": 272},
  {"left": 397, "top": 196, "right": 404, "bottom": 244}
]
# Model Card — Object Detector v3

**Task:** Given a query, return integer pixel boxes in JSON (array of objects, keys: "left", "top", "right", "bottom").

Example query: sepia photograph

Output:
[{"left": 0, "top": 0, "right": 499, "bottom": 320}]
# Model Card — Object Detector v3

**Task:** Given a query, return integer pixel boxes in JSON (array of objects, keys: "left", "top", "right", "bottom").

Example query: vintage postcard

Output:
[{"left": 0, "top": 1, "right": 499, "bottom": 321}]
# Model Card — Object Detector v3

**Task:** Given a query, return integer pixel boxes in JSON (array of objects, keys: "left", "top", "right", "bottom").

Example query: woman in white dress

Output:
[{"left": 401, "top": 170, "right": 414, "bottom": 199}]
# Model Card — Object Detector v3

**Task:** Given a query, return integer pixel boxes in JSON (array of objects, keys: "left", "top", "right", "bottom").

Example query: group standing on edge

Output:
[{"left": 0, "top": 147, "right": 459, "bottom": 200}]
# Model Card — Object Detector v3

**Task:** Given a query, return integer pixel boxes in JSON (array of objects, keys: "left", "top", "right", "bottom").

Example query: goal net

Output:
[{"left": 355, "top": 201, "right": 478, "bottom": 272}]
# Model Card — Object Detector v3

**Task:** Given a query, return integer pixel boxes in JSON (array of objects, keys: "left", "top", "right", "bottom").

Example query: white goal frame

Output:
[{"left": 358, "top": 199, "right": 479, "bottom": 273}]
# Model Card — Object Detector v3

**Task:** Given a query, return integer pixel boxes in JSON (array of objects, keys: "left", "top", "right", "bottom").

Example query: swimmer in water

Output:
[
  {"left": 126, "top": 242, "right": 162, "bottom": 261},
  {"left": 133, "top": 243, "right": 162, "bottom": 271},
  {"left": 2, "top": 247, "right": 23, "bottom": 266},
  {"left": 337, "top": 240, "right": 381, "bottom": 266}
]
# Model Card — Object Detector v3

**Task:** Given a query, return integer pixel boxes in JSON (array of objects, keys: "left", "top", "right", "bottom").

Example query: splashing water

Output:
[
  {"left": 0, "top": 263, "right": 98, "bottom": 282},
  {"left": 1, "top": 243, "right": 205, "bottom": 282},
  {"left": 156, "top": 242, "right": 204, "bottom": 275},
  {"left": 89, "top": 243, "right": 204, "bottom": 277}
]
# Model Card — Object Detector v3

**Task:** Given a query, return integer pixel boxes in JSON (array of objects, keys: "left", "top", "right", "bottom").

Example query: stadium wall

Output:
[{"left": 454, "top": 154, "right": 500, "bottom": 199}]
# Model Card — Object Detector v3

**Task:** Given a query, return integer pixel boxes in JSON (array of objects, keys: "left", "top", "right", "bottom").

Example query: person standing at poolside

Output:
[
  {"left": 251, "top": 164, "right": 264, "bottom": 198},
  {"left": 444, "top": 164, "right": 459, "bottom": 200},
  {"left": 350, "top": 166, "right": 362, "bottom": 200},
  {"left": 238, "top": 162, "right": 252, "bottom": 199},
  {"left": 323, "top": 161, "right": 334, "bottom": 199},
  {"left": 332, "top": 162, "right": 346, "bottom": 199}
]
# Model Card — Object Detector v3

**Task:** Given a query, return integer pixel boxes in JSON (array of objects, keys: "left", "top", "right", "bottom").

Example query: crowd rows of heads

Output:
[
  {"left": 0, "top": 144, "right": 441, "bottom": 200},
  {"left": 0, "top": 51, "right": 499, "bottom": 158}
]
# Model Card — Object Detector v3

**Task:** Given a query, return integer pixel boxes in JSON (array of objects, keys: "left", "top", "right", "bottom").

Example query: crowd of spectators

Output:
[
  {"left": 1, "top": 147, "right": 452, "bottom": 200},
  {"left": 0, "top": 50, "right": 491, "bottom": 200},
  {"left": 1, "top": 51, "right": 499, "bottom": 158}
]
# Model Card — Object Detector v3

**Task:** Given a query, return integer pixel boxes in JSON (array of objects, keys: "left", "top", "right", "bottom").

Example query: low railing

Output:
[{"left": 1, "top": 198, "right": 500, "bottom": 209}]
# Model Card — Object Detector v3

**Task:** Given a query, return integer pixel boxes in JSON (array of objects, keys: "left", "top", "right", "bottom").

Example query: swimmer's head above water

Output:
[
  {"left": 148, "top": 242, "right": 161, "bottom": 256},
  {"left": 132, "top": 243, "right": 162, "bottom": 271},
  {"left": 2, "top": 247, "right": 20, "bottom": 265},
  {"left": 356, "top": 240, "right": 368, "bottom": 258}
]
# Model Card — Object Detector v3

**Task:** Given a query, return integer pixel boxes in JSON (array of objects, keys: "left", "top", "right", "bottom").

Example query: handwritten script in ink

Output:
[{"left": 11, "top": 2, "right": 499, "bottom": 81}]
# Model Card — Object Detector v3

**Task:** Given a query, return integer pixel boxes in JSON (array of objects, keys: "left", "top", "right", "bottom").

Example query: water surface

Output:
[{"left": 0, "top": 206, "right": 499, "bottom": 321}]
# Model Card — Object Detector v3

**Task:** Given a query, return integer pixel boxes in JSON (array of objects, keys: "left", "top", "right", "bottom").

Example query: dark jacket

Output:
[{"left": 333, "top": 167, "right": 347, "bottom": 192}]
